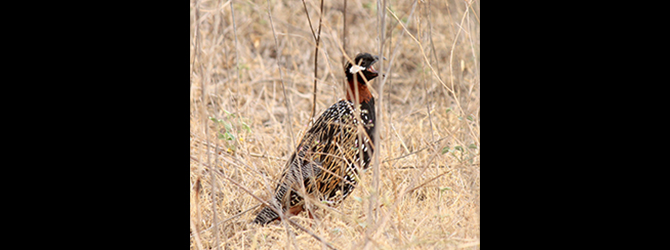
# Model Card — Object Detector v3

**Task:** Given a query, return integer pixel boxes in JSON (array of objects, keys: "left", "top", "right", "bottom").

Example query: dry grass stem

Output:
[{"left": 190, "top": 0, "right": 479, "bottom": 249}]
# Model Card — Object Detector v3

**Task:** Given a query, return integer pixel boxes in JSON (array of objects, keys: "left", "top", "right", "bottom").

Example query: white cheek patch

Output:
[{"left": 349, "top": 65, "right": 366, "bottom": 74}]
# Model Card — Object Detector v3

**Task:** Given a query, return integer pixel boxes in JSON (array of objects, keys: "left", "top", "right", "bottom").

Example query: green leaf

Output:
[
  {"left": 209, "top": 116, "right": 223, "bottom": 124},
  {"left": 441, "top": 147, "right": 449, "bottom": 154},
  {"left": 241, "top": 121, "right": 251, "bottom": 132},
  {"left": 469, "top": 144, "right": 478, "bottom": 149},
  {"left": 454, "top": 145, "right": 463, "bottom": 151},
  {"left": 224, "top": 132, "right": 235, "bottom": 141},
  {"left": 467, "top": 115, "right": 474, "bottom": 121},
  {"left": 446, "top": 108, "right": 452, "bottom": 113},
  {"left": 440, "top": 187, "right": 451, "bottom": 192}
]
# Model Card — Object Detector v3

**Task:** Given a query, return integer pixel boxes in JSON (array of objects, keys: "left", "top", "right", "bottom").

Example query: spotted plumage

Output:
[{"left": 253, "top": 53, "right": 380, "bottom": 225}]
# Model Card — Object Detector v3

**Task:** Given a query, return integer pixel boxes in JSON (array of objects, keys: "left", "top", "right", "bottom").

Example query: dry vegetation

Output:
[{"left": 190, "top": 0, "right": 479, "bottom": 249}]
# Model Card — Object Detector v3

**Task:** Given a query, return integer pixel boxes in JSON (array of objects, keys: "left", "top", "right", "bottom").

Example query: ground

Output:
[{"left": 190, "top": 0, "right": 479, "bottom": 249}]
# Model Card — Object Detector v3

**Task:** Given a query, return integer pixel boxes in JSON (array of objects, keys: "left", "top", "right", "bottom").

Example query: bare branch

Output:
[{"left": 310, "top": 0, "right": 325, "bottom": 120}]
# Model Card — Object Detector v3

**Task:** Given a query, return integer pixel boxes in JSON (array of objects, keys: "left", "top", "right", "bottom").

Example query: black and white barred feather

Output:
[{"left": 253, "top": 98, "right": 376, "bottom": 225}]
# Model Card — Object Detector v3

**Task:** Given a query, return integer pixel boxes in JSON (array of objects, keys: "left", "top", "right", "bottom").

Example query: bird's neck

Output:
[{"left": 345, "top": 79, "right": 373, "bottom": 104}]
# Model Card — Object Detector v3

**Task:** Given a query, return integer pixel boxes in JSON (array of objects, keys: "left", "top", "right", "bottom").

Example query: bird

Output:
[{"left": 253, "top": 52, "right": 380, "bottom": 225}]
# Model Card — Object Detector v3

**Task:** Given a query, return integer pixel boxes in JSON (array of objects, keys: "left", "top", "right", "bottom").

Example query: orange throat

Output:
[{"left": 345, "top": 80, "right": 373, "bottom": 103}]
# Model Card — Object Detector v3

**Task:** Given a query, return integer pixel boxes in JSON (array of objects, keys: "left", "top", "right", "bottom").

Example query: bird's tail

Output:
[{"left": 252, "top": 206, "right": 280, "bottom": 225}]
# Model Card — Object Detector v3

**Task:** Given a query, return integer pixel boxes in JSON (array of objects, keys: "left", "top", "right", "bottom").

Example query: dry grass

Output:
[{"left": 190, "top": 0, "right": 479, "bottom": 249}]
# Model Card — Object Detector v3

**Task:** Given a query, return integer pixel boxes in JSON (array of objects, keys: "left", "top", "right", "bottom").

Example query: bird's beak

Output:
[
  {"left": 368, "top": 56, "right": 380, "bottom": 75},
  {"left": 367, "top": 64, "right": 378, "bottom": 75}
]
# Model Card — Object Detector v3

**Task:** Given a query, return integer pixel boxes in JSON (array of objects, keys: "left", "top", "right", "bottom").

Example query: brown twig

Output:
[
  {"left": 342, "top": 0, "right": 347, "bottom": 66},
  {"left": 406, "top": 169, "right": 452, "bottom": 194},
  {"left": 310, "top": 0, "right": 325, "bottom": 121},
  {"left": 300, "top": 0, "right": 317, "bottom": 41}
]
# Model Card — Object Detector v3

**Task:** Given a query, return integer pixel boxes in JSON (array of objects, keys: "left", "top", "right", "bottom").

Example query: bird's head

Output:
[{"left": 345, "top": 53, "right": 380, "bottom": 84}]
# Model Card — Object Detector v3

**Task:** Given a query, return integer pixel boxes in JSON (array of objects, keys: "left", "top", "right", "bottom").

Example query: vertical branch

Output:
[
  {"left": 426, "top": 0, "right": 441, "bottom": 78},
  {"left": 230, "top": 0, "right": 241, "bottom": 112},
  {"left": 219, "top": 1, "right": 230, "bottom": 96},
  {"left": 300, "top": 0, "right": 317, "bottom": 41},
  {"left": 190, "top": 0, "right": 200, "bottom": 90},
  {"left": 297, "top": 5, "right": 320, "bottom": 226},
  {"left": 342, "top": 0, "right": 347, "bottom": 66},
  {"left": 190, "top": 0, "right": 202, "bottom": 243},
  {"left": 265, "top": 0, "right": 295, "bottom": 155},
  {"left": 310, "top": 0, "right": 325, "bottom": 120},
  {"left": 366, "top": 0, "right": 387, "bottom": 243},
  {"left": 208, "top": 141, "right": 220, "bottom": 250},
  {"left": 423, "top": 0, "right": 436, "bottom": 146}
]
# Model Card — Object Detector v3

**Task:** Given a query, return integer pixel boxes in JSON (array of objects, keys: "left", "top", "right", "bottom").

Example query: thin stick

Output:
[
  {"left": 191, "top": 1, "right": 203, "bottom": 240},
  {"left": 190, "top": 0, "right": 200, "bottom": 90},
  {"left": 230, "top": 0, "right": 241, "bottom": 111},
  {"left": 310, "top": 0, "right": 325, "bottom": 120},
  {"left": 300, "top": 0, "right": 317, "bottom": 41},
  {"left": 266, "top": 0, "right": 295, "bottom": 150},
  {"left": 405, "top": 169, "right": 452, "bottom": 194},
  {"left": 208, "top": 139, "right": 220, "bottom": 250},
  {"left": 190, "top": 218, "right": 205, "bottom": 250},
  {"left": 191, "top": 4, "right": 203, "bottom": 237},
  {"left": 426, "top": 0, "right": 441, "bottom": 78},
  {"left": 372, "top": 0, "right": 387, "bottom": 223},
  {"left": 342, "top": 0, "right": 347, "bottom": 66},
  {"left": 422, "top": 0, "right": 436, "bottom": 146}
]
